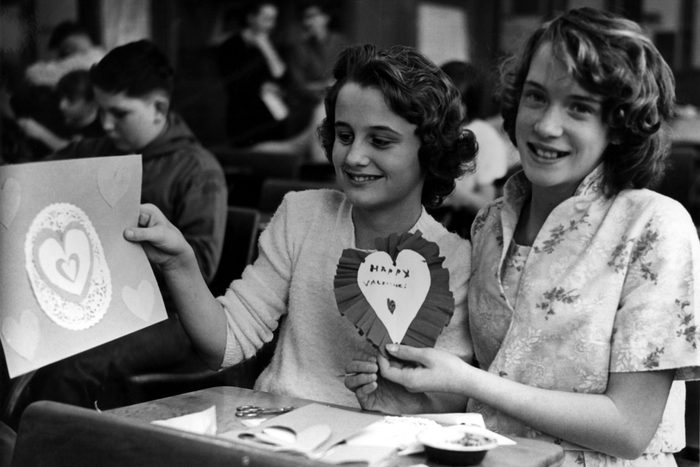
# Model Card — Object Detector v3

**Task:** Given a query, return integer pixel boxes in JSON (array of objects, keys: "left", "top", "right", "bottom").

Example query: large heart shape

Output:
[
  {"left": 97, "top": 163, "right": 130, "bottom": 207},
  {"left": 0, "top": 177, "right": 21, "bottom": 229},
  {"left": 358, "top": 250, "right": 431, "bottom": 343},
  {"left": 37, "top": 228, "right": 92, "bottom": 296},
  {"left": 1, "top": 310, "right": 40, "bottom": 361},
  {"left": 122, "top": 280, "right": 155, "bottom": 321}
]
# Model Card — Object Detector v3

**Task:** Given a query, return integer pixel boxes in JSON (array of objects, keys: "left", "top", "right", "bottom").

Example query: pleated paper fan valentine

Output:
[{"left": 334, "top": 231, "right": 455, "bottom": 350}]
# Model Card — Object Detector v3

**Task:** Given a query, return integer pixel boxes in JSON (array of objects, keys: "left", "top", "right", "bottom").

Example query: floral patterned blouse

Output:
[{"left": 468, "top": 166, "right": 700, "bottom": 466}]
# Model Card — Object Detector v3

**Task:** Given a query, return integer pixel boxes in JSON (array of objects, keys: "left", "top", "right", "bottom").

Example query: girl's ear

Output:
[{"left": 153, "top": 95, "right": 170, "bottom": 123}]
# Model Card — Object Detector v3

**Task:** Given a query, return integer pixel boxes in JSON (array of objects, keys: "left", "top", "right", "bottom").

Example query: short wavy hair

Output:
[
  {"left": 318, "top": 44, "right": 477, "bottom": 208},
  {"left": 500, "top": 7, "right": 676, "bottom": 195}
]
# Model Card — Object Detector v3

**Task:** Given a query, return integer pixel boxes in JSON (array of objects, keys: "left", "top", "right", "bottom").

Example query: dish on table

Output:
[{"left": 417, "top": 424, "right": 500, "bottom": 465}]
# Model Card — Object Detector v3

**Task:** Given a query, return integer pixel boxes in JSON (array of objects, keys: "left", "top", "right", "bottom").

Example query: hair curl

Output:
[
  {"left": 318, "top": 44, "right": 477, "bottom": 208},
  {"left": 90, "top": 40, "right": 174, "bottom": 98},
  {"left": 500, "top": 7, "right": 675, "bottom": 195}
]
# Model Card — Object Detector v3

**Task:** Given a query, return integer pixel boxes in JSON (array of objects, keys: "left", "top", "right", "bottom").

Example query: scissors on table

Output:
[{"left": 235, "top": 405, "right": 294, "bottom": 418}]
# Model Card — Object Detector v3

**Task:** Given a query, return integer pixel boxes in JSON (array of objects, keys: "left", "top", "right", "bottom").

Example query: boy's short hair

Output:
[
  {"left": 56, "top": 70, "right": 93, "bottom": 101},
  {"left": 500, "top": 7, "right": 676, "bottom": 195},
  {"left": 318, "top": 44, "right": 477, "bottom": 208},
  {"left": 90, "top": 40, "right": 174, "bottom": 98}
]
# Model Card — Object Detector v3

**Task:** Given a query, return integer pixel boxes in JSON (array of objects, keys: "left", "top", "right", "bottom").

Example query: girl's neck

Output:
[
  {"left": 352, "top": 204, "right": 423, "bottom": 250},
  {"left": 514, "top": 184, "right": 575, "bottom": 246}
]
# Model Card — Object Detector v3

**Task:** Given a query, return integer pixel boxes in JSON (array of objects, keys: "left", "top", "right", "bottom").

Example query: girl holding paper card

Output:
[
  {"left": 125, "top": 44, "right": 477, "bottom": 414},
  {"left": 345, "top": 8, "right": 700, "bottom": 466}
]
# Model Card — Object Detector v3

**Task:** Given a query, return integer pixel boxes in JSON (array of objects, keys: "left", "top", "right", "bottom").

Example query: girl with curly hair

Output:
[
  {"left": 346, "top": 8, "right": 700, "bottom": 465},
  {"left": 125, "top": 44, "right": 477, "bottom": 413}
]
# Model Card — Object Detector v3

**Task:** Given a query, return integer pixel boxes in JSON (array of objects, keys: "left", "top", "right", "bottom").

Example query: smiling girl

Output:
[
  {"left": 345, "top": 8, "right": 700, "bottom": 465},
  {"left": 124, "top": 44, "right": 477, "bottom": 413}
]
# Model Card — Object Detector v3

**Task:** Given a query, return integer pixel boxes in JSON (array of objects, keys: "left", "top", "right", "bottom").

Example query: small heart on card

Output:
[
  {"left": 122, "top": 280, "right": 155, "bottom": 321},
  {"left": 97, "top": 164, "right": 130, "bottom": 207},
  {"left": 0, "top": 178, "right": 21, "bottom": 229},
  {"left": 387, "top": 298, "right": 396, "bottom": 314},
  {"left": 36, "top": 228, "right": 92, "bottom": 297},
  {"left": 2, "top": 310, "right": 40, "bottom": 361}
]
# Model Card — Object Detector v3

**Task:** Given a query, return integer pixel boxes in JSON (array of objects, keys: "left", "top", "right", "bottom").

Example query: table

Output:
[{"left": 110, "top": 386, "right": 564, "bottom": 467}]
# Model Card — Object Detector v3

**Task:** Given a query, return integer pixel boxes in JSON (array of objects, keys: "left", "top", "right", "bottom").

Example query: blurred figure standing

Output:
[{"left": 216, "top": 1, "right": 290, "bottom": 146}]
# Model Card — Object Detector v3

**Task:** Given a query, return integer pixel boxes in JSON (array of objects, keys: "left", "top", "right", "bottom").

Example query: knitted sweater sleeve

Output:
[{"left": 217, "top": 195, "right": 295, "bottom": 367}]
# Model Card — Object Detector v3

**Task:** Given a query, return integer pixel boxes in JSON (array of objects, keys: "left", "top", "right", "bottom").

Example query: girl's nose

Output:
[
  {"left": 344, "top": 142, "right": 369, "bottom": 165},
  {"left": 534, "top": 105, "right": 564, "bottom": 138}
]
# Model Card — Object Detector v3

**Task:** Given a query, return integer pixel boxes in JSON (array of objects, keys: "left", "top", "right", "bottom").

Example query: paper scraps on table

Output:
[
  {"left": 334, "top": 231, "right": 454, "bottom": 349},
  {"left": 0, "top": 155, "right": 167, "bottom": 377},
  {"left": 152, "top": 405, "right": 217, "bottom": 435}
]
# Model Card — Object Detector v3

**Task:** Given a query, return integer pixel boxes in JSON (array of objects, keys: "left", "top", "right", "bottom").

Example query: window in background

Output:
[
  {"left": 416, "top": 2, "right": 469, "bottom": 65},
  {"left": 101, "top": 0, "right": 151, "bottom": 50}
]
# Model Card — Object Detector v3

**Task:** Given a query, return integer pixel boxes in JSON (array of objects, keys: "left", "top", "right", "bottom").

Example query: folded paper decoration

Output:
[
  {"left": 0, "top": 155, "right": 167, "bottom": 377},
  {"left": 334, "top": 231, "right": 454, "bottom": 350}
]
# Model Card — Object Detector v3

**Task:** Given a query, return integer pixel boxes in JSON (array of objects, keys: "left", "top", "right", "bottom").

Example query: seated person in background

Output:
[
  {"left": 10, "top": 21, "right": 106, "bottom": 159},
  {"left": 346, "top": 8, "right": 700, "bottom": 465},
  {"left": 290, "top": 1, "right": 348, "bottom": 98},
  {"left": 16, "top": 70, "right": 102, "bottom": 152},
  {"left": 24, "top": 21, "right": 106, "bottom": 88},
  {"left": 15, "top": 40, "right": 227, "bottom": 418},
  {"left": 439, "top": 60, "right": 511, "bottom": 237},
  {"left": 216, "top": 1, "right": 290, "bottom": 146},
  {"left": 125, "top": 44, "right": 476, "bottom": 414}
]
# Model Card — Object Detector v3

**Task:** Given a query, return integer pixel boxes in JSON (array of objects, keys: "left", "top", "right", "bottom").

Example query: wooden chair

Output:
[
  {"left": 211, "top": 146, "right": 303, "bottom": 180},
  {"left": 656, "top": 144, "right": 700, "bottom": 222},
  {"left": 257, "top": 178, "right": 336, "bottom": 214},
  {"left": 209, "top": 206, "right": 261, "bottom": 297},
  {"left": 11, "top": 401, "right": 322, "bottom": 467}
]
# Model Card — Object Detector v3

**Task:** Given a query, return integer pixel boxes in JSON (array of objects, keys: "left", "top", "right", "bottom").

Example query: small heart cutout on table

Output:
[
  {"left": 97, "top": 164, "right": 130, "bottom": 207},
  {"left": 0, "top": 177, "right": 21, "bottom": 229},
  {"left": 122, "top": 280, "right": 155, "bottom": 321},
  {"left": 1, "top": 310, "right": 40, "bottom": 361}
]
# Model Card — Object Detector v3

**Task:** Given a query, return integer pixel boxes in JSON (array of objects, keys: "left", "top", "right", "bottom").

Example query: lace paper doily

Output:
[
  {"left": 25, "top": 203, "right": 112, "bottom": 330},
  {"left": 334, "top": 231, "right": 454, "bottom": 349}
]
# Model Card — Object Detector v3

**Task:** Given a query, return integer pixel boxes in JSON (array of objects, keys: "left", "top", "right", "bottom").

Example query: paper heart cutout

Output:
[
  {"left": 97, "top": 163, "right": 130, "bottom": 207},
  {"left": 358, "top": 250, "right": 430, "bottom": 344},
  {"left": 122, "top": 280, "right": 155, "bottom": 321},
  {"left": 37, "top": 228, "right": 92, "bottom": 296},
  {"left": 335, "top": 231, "right": 455, "bottom": 350},
  {"left": 2, "top": 310, "right": 40, "bottom": 361},
  {"left": 0, "top": 177, "right": 21, "bottom": 229}
]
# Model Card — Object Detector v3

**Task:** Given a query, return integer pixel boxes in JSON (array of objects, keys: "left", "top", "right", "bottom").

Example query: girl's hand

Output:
[
  {"left": 344, "top": 350, "right": 443, "bottom": 414},
  {"left": 379, "top": 344, "right": 471, "bottom": 394},
  {"left": 123, "top": 203, "right": 194, "bottom": 272}
]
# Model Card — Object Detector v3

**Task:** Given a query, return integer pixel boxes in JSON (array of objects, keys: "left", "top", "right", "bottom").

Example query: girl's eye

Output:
[
  {"left": 570, "top": 102, "right": 595, "bottom": 116},
  {"left": 371, "top": 137, "right": 392, "bottom": 149},
  {"left": 522, "top": 90, "right": 546, "bottom": 105},
  {"left": 336, "top": 131, "right": 353, "bottom": 145}
]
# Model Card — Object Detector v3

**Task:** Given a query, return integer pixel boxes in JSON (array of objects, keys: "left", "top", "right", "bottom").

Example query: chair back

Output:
[
  {"left": 11, "top": 401, "right": 322, "bottom": 467},
  {"left": 257, "top": 178, "right": 336, "bottom": 214},
  {"left": 209, "top": 206, "right": 261, "bottom": 297},
  {"left": 657, "top": 144, "right": 700, "bottom": 222}
]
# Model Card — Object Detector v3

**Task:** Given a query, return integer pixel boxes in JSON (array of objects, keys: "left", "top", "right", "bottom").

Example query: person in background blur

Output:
[
  {"left": 439, "top": 60, "right": 512, "bottom": 238},
  {"left": 216, "top": 1, "right": 290, "bottom": 146},
  {"left": 290, "top": 1, "right": 348, "bottom": 98},
  {"left": 16, "top": 70, "right": 102, "bottom": 152},
  {"left": 10, "top": 21, "right": 106, "bottom": 159}
]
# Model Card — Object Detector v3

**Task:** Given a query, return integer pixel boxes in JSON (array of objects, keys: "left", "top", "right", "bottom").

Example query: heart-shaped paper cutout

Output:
[
  {"left": 97, "top": 163, "right": 130, "bottom": 207},
  {"left": 2, "top": 310, "right": 40, "bottom": 361},
  {"left": 122, "top": 280, "right": 155, "bottom": 321},
  {"left": 37, "top": 228, "right": 92, "bottom": 296},
  {"left": 358, "top": 250, "right": 431, "bottom": 344},
  {"left": 0, "top": 177, "right": 21, "bottom": 229}
]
